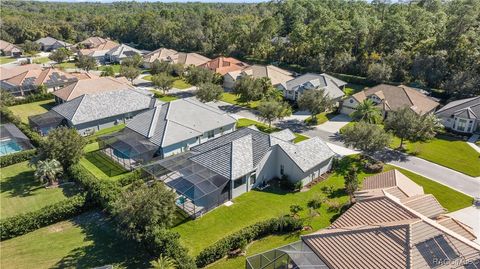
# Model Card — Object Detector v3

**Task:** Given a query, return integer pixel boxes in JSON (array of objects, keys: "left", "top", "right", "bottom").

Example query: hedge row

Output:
[
  {"left": 0, "top": 149, "right": 37, "bottom": 167},
  {"left": 0, "top": 106, "right": 43, "bottom": 146},
  {"left": 195, "top": 216, "right": 303, "bottom": 268},
  {"left": 4, "top": 92, "right": 54, "bottom": 106},
  {"left": 0, "top": 194, "right": 89, "bottom": 240},
  {"left": 68, "top": 164, "right": 122, "bottom": 212}
]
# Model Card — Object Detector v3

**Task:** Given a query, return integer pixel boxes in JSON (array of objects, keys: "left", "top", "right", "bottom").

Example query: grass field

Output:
[
  {"left": 343, "top": 83, "right": 366, "bottom": 96},
  {"left": 0, "top": 56, "right": 16, "bottom": 64},
  {"left": 155, "top": 93, "right": 178, "bottom": 102},
  {"left": 237, "top": 118, "right": 310, "bottom": 143},
  {"left": 221, "top": 92, "right": 260, "bottom": 109},
  {"left": 79, "top": 151, "right": 129, "bottom": 180},
  {"left": 391, "top": 134, "right": 480, "bottom": 177},
  {"left": 33, "top": 57, "right": 50, "bottom": 64},
  {"left": 97, "top": 64, "right": 121, "bottom": 73},
  {"left": 56, "top": 61, "right": 77, "bottom": 69},
  {"left": 143, "top": 76, "right": 192, "bottom": 89},
  {"left": 87, "top": 124, "right": 125, "bottom": 141},
  {"left": 0, "top": 211, "right": 151, "bottom": 269},
  {"left": 0, "top": 162, "right": 80, "bottom": 219},
  {"left": 304, "top": 111, "right": 336, "bottom": 125},
  {"left": 9, "top": 99, "right": 55, "bottom": 123}
]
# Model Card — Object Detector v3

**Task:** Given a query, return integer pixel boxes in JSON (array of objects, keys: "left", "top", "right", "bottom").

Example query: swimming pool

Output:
[
  {"left": 0, "top": 139, "right": 23, "bottom": 156},
  {"left": 112, "top": 148, "right": 131, "bottom": 159}
]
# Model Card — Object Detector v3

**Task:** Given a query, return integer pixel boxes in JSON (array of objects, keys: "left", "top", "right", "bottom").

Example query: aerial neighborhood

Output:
[{"left": 0, "top": 1, "right": 479, "bottom": 269}]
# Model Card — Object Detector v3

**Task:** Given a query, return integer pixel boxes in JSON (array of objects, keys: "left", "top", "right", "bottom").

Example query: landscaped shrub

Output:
[
  {"left": 195, "top": 216, "right": 303, "bottom": 268},
  {"left": 307, "top": 196, "right": 324, "bottom": 209},
  {"left": 363, "top": 157, "right": 384, "bottom": 173},
  {"left": 4, "top": 92, "right": 54, "bottom": 106},
  {"left": 68, "top": 164, "right": 122, "bottom": 211},
  {"left": 0, "top": 149, "right": 36, "bottom": 167},
  {"left": 0, "top": 194, "right": 89, "bottom": 240},
  {"left": 118, "top": 169, "right": 154, "bottom": 187}
]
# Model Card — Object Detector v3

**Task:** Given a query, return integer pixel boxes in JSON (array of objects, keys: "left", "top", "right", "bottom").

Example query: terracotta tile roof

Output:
[
  {"left": 232, "top": 64, "right": 294, "bottom": 86},
  {"left": 2, "top": 67, "right": 77, "bottom": 88},
  {"left": 401, "top": 194, "right": 446, "bottom": 219},
  {"left": 357, "top": 170, "right": 424, "bottom": 200},
  {"left": 53, "top": 76, "right": 134, "bottom": 102},
  {"left": 68, "top": 72, "right": 99, "bottom": 80},
  {"left": 171, "top": 52, "right": 211, "bottom": 66},
  {"left": 0, "top": 40, "right": 21, "bottom": 53},
  {"left": 436, "top": 215, "right": 477, "bottom": 241},
  {"left": 352, "top": 84, "right": 439, "bottom": 115},
  {"left": 143, "top": 48, "right": 178, "bottom": 63},
  {"left": 200, "top": 56, "right": 248, "bottom": 75},
  {"left": 0, "top": 64, "right": 42, "bottom": 80},
  {"left": 78, "top": 36, "right": 118, "bottom": 49}
]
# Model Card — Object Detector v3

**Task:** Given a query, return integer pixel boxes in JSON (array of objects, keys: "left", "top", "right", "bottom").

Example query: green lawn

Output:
[
  {"left": 343, "top": 83, "right": 366, "bottom": 96},
  {"left": 237, "top": 118, "right": 309, "bottom": 143},
  {"left": 56, "top": 61, "right": 77, "bottom": 69},
  {"left": 9, "top": 99, "right": 55, "bottom": 123},
  {"left": 390, "top": 134, "right": 480, "bottom": 177},
  {"left": 97, "top": 64, "right": 121, "bottom": 73},
  {"left": 87, "top": 124, "right": 125, "bottom": 141},
  {"left": 33, "top": 57, "right": 50, "bottom": 64},
  {"left": 143, "top": 76, "right": 192, "bottom": 89},
  {"left": 0, "top": 56, "right": 16, "bottom": 64},
  {"left": 304, "top": 111, "right": 336, "bottom": 125},
  {"left": 293, "top": 133, "right": 309, "bottom": 143},
  {"left": 79, "top": 151, "right": 129, "bottom": 180},
  {"left": 154, "top": 92, "right": 178, "bottom": 102},
  {"left": 0, "top": 162, "right": 80, "bottom": 219},
  {"left": 0, "top": 211, "right": 151, "bottom": 269},
  {"left": 221, "top": 92, "right": 260, "bottom": 109}
]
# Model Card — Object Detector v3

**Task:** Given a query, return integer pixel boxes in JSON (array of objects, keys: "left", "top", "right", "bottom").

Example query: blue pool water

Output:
[
  {"left": 113, "top": 148, "right": 130, "bottom": 159},
  {"left": 0, "top": 139, "right": 23, "bottom": 156}
]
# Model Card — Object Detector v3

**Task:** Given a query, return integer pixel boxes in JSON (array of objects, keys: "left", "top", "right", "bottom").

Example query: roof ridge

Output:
[
  {"left": 69, "top": 94, "right": 86, "bottom": 122},
  {"left": 159, "top": 102, "right": 171, "bottom": 146}
]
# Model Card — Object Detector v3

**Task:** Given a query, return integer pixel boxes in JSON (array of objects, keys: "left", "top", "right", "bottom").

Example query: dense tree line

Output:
[{"left": 1, "top": 0, "right": 479, "bottom": 97}]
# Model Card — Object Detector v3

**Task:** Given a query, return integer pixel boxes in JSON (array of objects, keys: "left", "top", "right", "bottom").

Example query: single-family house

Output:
[
  {"left": 76, "top": 37, "right": 119, "bottom": 63},
  {"left": 143, "top": 127, "right": 335, "bottom": 217},
  {"left": 35, "top": 37, "right": 71, "bottom": 51},
  {"left": 142, "top": 48, "right": 178, "bottom": 68},
  {"left": 247, "top": 170, "right": 480, "bottom": 269},
  {"left": 164, "top": 52, "right": 211, "bottom": 67},
  {"left": 277, "top": 73, "right": 346, "bottom": 102},
  {"left": 0, "top": 40, "right": 22, "bottom": 57},
  {"left": 0, "top": 65, "right": 78, "bottom": 96},
  {"left": 224, "top": 64, "right": 294, "bottom": 89},
  {"left": 341, "top": 84, "right": 439, "bottom": 117},
  {"left": 435, "top": 96, "right": 480, "bottom": 134},
  {"left": 52, "top": 76, "right": 134, "bottom": 103},
  {"left": 29, "top": 88, "right": 155, "bottom": 136},
  {"left": 199, "top": 56, "right": 249, "bottom": 75},
  {"left": 101, "top": 97, "right": 237, "bottom": 167},
  {"left": 105, "top": 44, "right": 143, "bottom": 63}
]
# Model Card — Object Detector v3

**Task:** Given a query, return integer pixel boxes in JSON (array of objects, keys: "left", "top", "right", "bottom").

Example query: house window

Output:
[
  {"left": 250, "top": 172, "right": 256, "bottom": 185},
  {"left": 280, "top": 164, "right": 284, "bottom": 175},
  {"left": 207, "top": 130, "right": 215, "bottom": 138},
  {"left": 457, "top": 119, "right": 467, "bottom": 132},
  {"left": 234, "top": 177, "right": 246, "bottom": 189},
  {"left": 467, "top": 120, "right": 474, "bottom": 132}
]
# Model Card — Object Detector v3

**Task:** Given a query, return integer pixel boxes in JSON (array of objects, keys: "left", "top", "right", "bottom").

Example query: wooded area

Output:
[{"left": 1, "top": 0, "right": 479, "bottom": 97}]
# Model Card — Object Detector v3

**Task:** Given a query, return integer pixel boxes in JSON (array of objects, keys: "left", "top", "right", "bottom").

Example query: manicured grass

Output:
[
  {"left": 9, "top": 99, "right": 55, "bottom": 123},
  {"left": 172, "top": 78, "right": 192, "bottom": 89},
  {"left": 155, "top": 93, "right": 178, "bottom": 102},
  {"left": 236, "top": 118, "right": 279, "bottom": 133},
  {"left": 79, "top": 151, "right": 128, "bottom": 180},
  {"left": 56, "top": 61, "right": 77, "bottom": 69},
  {"left": 87, "top": 124, "right": 125, "bottom": 140},
  {"left": 304, "top": 111, "right": 336, "bottom": 125},
  {"left": 0, "top": 211, "right": 151, "bottom": 269},
  {"left": 33, "top": 57, "right": 50, "bottom": 64},
  {"left": 0, "top": 162, "right": 80, "bottom": 219},
  {"left": 0, "top": 56, "right": 16, "bottom": 64},
  {"left": 207, "top": 234, "right": 298, "bottom": 269},
  {"left": 343, "top": 83, "right": 366, "bottom": 96},
  {"left": 383, "top": 165, "right": 473, "bottom": 212},
  {"left": 84, "top": 142, "right": 100, "bottom": 153},
  {"left": 221, "top": 92, "right": 260, "bottom": 109},
  {"left": 293, "top": 133, "right": 309, "bottom": 143},
  {"left": 97, "top": 64, "right": 121, "bottom": 73},
  {"left": 390, "top": 134, "right": 480, "bottom": 177}
]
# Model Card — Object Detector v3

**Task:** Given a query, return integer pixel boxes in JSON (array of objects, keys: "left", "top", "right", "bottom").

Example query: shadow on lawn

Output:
[
  {"left": 52, "top": 211, "right": 151, "bottom": 269},
  {"left": 85, "top": 151, "right": 127, "bottom": 177},
  {"left": 1, "top": 170, "right": 41, "bottom": 197},
  {"left": 39, "top": 101, "right": 56, "bottom": 110}
]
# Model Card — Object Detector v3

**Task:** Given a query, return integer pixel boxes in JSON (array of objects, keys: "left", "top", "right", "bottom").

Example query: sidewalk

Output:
[{"left": 467, "top": 134, "right": 480, "bottom": 154}]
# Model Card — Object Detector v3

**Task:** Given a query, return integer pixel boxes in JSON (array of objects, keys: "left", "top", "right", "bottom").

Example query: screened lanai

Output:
[
  {"left": 0, "top": 123, "right": 34, "bottom": 156},
  {"left": 246, "top": 240, "right": 328, "bottom": 269},
  {"left": 28, "top": 110, "right": 65, "bottom": 136},
  {"left": 99, "top": 129, "right": 158, "bottom": 170},
  {"left": 143, "top": 152, "right": 231, "bottom": 218}
]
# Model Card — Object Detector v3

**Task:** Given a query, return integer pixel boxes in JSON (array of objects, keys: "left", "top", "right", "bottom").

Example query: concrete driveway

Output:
[
  {"left": 447, "top": 206, "right": 480, "bottom": 244},
  {"left": 316, "top": 114, "right": 352, "bottom": 133}
]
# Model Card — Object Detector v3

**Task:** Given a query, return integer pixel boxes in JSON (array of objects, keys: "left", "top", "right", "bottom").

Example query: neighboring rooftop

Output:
[
  {"left": 1, "top": 67, "right": 78, "bottom": 88},
  {"left": 126, "top": 97, "right": 237, "bottom": 147},
  {"left": 435, "top": 96, "right": 480, "bottom": 120},
  {"left": 281, "top": 73, "right": 347, "bottom": 100},
  {"left": 227, "top": 64, "right": 294, "bottom": 86},
  {"left": 143, "top": 48, "right": 178, "bottom": 63},
  {"left": 53, "top": 76, "right": 134, "bottom": 102},
  {"left": 0, "top": 40, "right": 21, "bottom": 53},
  {"left": 106, "top": 44, "right": 143, "bottom": 59},
  {"left": 170, "top": 52, "right": 211, "bottom": 66},
  {"left": 0, "top": 64, "right": 43, "bottom": 80},
  {"left": 200, "top": 56, "right": 249, "bottom": 75},
  {"left": 352, "top": 84, "right": 439, "bottom": 115},
  {"left": 77, "top": 36, "right": 118, "bottom": 50},
  {"left": 35, "top": 36, "right": 71, "bottom": 47},
  {"left": 52, "top": 89, "right": 154, "bottom": 125}
]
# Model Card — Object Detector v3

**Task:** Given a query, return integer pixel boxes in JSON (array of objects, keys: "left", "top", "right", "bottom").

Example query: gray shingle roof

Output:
[
  {"left": 282, "top": 73, "right": 346, "bottom": 100},
  {"left": 52, "top": 89, "right": 154, "bottom": 125},
  {"left": 35, "top": 37, "right": 70, "bottom": 47},
  {"left": 126, "top": 98, "right": 236, "bottom": 147}
]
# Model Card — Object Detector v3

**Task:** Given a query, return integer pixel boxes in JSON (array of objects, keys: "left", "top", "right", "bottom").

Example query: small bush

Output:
[
  {"left": 307, "top": 196, "right": 324, "bottom": 209},
  {"left": 195, "top": 216, "right": 302, "bottom": 267},
  {"left": 364, "top": 159, "right": 384, "bottom": 173},
  {"left": 325, "top": 200, "right": 342, "bottom": 213},
  {"left": 118, "top": 169, "right": 154, "bottom": 187},
  {"left": 0, "top": 194, "right": 89, "bottom": 240},
  {"left": 0, "top": 149, "right": 36, "bottom": 167},
  {"left": 2, "top": 92, "right": 53, "bottom": 106}
]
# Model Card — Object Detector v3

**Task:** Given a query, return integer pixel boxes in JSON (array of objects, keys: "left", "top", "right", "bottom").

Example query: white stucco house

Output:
[
  {"left": 277, "top": 73, "right": 346, "bottom": 102},
  {"left": 435, "top": 96, "right": 480, "bottom": 134}
]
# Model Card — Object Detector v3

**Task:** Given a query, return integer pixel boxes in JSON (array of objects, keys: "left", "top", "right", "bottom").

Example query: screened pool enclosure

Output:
[
  {"left": 0, "top": 123, "right": 34, "bottom": 156},
  {"left": 246, "top": 240, "right": 327, "bottom": 269},
  {"left": 143, "top": 152, "right": 231, "bottom": 218}
]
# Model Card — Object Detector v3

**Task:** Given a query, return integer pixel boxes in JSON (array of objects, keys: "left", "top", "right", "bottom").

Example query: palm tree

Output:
[
  {"left": 34, "top": 159, "right": 63, "bottom": 186},
  {"left": 150, "top": 255, "right": 176, "bottom": 269},
  {"left": 351, "top": 99, "right": 382, "bottom": 124}
]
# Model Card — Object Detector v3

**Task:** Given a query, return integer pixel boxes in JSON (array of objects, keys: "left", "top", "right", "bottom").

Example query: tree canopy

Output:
[{"left": 195, "top": 82, "right": 223, "bottom": 103}]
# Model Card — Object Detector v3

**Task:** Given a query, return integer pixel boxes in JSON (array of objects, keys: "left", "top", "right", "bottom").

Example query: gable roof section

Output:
[
  {"left": 143, "top": 48, "right": 178, "bottom": 63},
  {"left": 435, "top": 96, "right": 480, "bottom": 116},
  {"left": 0, "top": 64, "right": 42, "bottom": 80},
  {"left": 270, "top": 129, "right": 296, "bottom": 142},
  {"left": 2, "top": 67, "right": 77, "bottom": 88},
  {"left": 235, "top": 65, "right": 294, "bottom": 86},
  {"left": 35, "top": 37, "right": 70, "bottom": 47},
  {"left": 400, "top": 194, "right": 446, "bottom": 219},
  {"left": 358, "top": 170, "right": 424, "bottom": 199},
  {"left": 171, "top": 52, "right": 211, "bottom": 66},
  {"left": 0, "top": 40, "right": 21, "bottom": 53},
  {"left": 52, "top": 89, "right": 154, "bottom": 125},
  {"left": 352, "top": 84, "right": 439, "bottom": 115},
  {"left": 200, "top": 56, "right": 248, "bottom": 75},
  {"left": 53, "top": 76, "right": 134, "bottom": 101},
  {"left": 283, "top": 73, "right": 346, "bottom": 100},
  {"left": 106, "top": 44, "right": 142, "bottom": 58}
]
